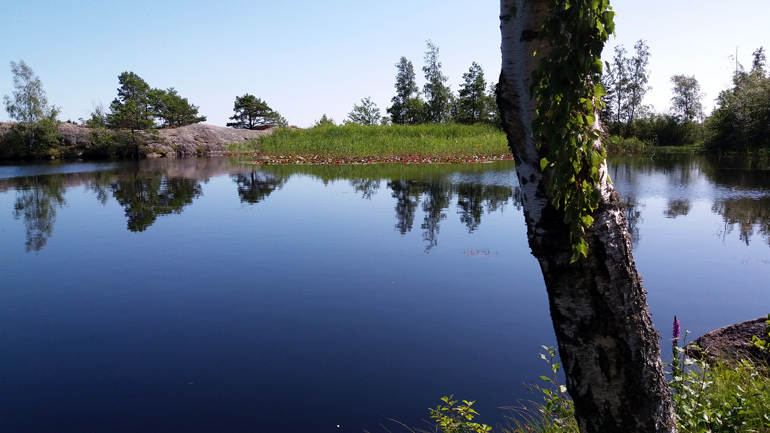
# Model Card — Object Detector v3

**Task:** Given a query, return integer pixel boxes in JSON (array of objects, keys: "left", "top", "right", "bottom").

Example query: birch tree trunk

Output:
[{"left": 497, "top": 1, "right": 677, "bottom": 432}]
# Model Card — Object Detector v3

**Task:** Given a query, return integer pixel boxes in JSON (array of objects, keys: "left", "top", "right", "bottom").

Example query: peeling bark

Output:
[{"left": 497, "top": 1, "right": 677, "bottom": 432}]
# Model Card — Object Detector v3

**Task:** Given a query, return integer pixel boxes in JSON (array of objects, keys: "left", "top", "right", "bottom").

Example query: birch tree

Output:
[
  {"left": 3, "top": 60, "right": 60, "bottom": 156},
  {"left": 625, "top": 40, "right": 651, "bottom": 134},
  {"left": 497, "top": 1, "right": 676, "bottom": 432}
]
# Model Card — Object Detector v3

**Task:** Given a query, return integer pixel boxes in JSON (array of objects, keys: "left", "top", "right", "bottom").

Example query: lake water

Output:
[{"left": 1, "top": 155, "right": 768, "bottom": 432}]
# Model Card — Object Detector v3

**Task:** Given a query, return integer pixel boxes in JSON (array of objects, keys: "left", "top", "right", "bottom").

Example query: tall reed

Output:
[{"left": 229, "top": 123, "right": 509, "bottom": 160}]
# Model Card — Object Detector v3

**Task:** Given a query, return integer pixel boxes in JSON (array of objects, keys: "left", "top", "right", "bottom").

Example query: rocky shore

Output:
[{"left": 1, "top": 122, "right": 276, "bottom": 157}]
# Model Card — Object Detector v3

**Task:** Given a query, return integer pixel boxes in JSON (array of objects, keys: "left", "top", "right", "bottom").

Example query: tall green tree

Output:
[
  {"left": 107, "top": 72, "right": 154, "bottom": 133},
  {"left": 625, "top": 40, "right": 651, "bottom": 135},
  {"left": 347, "top": 97, "right": 382, "bottom": 125},
  {"left": 669, "top": 75, "right": 703, "bottom": 122},
  {"left": 456, "top": 62, "right": 493, "bottom": 124},
  {"left": 497, "top": 1, "right": 676, "bottom": 431},
  {"left": 226, "top": 94, "right": 286, "bottom": 129},
  {"left": 387, "top": 57, "right": 424, "bottom": 124},
  {"left": 151, "top": 87, "right": 206, "bottom": 127},
  {"left": 600, "top": 42, "right": 650, "bottom": 136},
  {"left": 422, "top": 40, "right": 452, "bottom": 123},
  {"left": 2, "top": 60, "right": 61, "bottom": 156},
  {"left": 600, "top": 45, "right": 629, "bottom": 133},
  {"left": 707, "top": 47, "right": 770, "bottom": 151}
]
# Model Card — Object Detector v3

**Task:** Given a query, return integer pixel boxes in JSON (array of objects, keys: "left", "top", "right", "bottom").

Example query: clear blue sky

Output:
[{"left": 1, "top": 1, "right": 768, "bottom": 128}]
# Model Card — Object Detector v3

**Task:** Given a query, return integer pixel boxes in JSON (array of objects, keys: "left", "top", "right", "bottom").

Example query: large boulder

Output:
[
  {"left": 153, "top": 123, "right": 275, "bottom": 155},
  {"left": 686, "top": 316, "right": 769, "bottom": 365},
  {"left": 58, "top": 122, "right": 93, "bottom": 147}
]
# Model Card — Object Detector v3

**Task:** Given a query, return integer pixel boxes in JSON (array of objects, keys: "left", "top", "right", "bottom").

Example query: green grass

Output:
[
  {"left": 227, "top": 123, "right": 510, "bottom": 163},
  {"left": 669, "top": 357, "right": 770, "bottom": 432},
  {"left": 417, "top": 344, "right": 770, "bottom": 433}
]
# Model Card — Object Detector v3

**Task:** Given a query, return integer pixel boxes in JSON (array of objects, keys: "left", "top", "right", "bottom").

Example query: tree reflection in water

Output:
[
  {"left": 111, "top": 176, "right": 202, "bottom": 232},
  {"left": 232, "top": 171, "right": 286, "bottom": 204},
  {"left": 7, "top": 156, "right": 770, "bottom": 253},
  {"left": 664, "top": 199, "right": 692, "bottom": 219},
  {"left": 385, "top": 179, "right": 519, "bottom": 252},
  {"left": 12, "top": 175, "right": 66, "bottom": 252},
  {"left": 713, "top": 197, "right": 770, "bottom": 246}
]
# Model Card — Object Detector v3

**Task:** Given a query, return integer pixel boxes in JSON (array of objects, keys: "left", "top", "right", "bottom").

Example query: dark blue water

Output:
[{"left": 1, "top": 156, "right": 768, "bottom": 432}]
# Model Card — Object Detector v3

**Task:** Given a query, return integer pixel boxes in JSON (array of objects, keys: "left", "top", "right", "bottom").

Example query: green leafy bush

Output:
[{"left": 430, "top": 396, "right": 492, "bottom": 433}]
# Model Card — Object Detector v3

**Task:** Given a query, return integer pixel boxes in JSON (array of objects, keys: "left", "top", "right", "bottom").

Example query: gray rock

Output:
[
  {"left": 685, "top": 316, "right": 770, "bottom": 365},
  {"left": 154, "top": 123, "right": 274, "bottom": 155}
]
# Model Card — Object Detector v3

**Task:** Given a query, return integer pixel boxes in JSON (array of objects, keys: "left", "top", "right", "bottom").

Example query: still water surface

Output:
[{"left": 1, "top": 156, "right": 768, "bottom": 432}]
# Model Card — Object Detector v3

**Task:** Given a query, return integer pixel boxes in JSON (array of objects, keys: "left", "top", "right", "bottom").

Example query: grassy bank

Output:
[
  {"left": 423, "top": 323, "right": 770, "bottom": 433},
  {"left": 604, "top": 135, "right": 705, "bottom": 156},
  {"left": 228, "top": 123, "right": 511, "bottom": 164}
]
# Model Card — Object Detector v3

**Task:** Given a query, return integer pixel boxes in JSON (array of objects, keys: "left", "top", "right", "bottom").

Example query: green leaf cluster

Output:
[
  {"left": 529, "top": 0, "right": 615, "bottom": 262},
  {"left": 430, "top": 396, "right": 492, "bottom": 433},
  {"left": 669, "top": 330, "right": 770, "bottom": 433}
]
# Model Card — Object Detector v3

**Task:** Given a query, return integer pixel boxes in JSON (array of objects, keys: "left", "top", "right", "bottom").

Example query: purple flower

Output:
[{"left": 673, "top": 315, "right": 681, "bottom": 340}]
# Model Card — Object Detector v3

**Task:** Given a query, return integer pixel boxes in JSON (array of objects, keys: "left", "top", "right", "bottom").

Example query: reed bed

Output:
[{"left": 229, "top": 123, "right": 511, "bottom": 164}]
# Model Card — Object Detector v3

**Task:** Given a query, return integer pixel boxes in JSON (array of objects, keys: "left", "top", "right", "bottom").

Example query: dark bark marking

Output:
[{"left": 521, "top": 29, "right": 539, "bottom": 42}]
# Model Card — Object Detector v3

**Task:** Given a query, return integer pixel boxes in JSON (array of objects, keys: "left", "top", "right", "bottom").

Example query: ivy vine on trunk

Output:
[{"left": 497, "top": 1, "right": 678, "bottom": 432}]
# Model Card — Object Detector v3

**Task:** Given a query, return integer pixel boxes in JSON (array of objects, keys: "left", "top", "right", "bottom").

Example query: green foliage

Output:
[
  {"left": 670, "top": 75, "right": 704, "bottom": 122},
  {"left": 427, "top": 339, "right": 770, "bottom": 433},
  {"left": 603, "top": 135, "right": 647, "bottom": 154},
  {"left": 2, "top": 60, "right": 61, "bottom": 158},
  {"left": 347, "top": 97, "right": 382, "bottom": 125},
  {"left": 430, "top": 396, "right": 492, "bottom": 433},
  {"left": 0, "top": 119, "right": 62, "bottom": 159},
  {"left": 457, "top": 63, "right": 495, "bottom": 125},
  {"left": 504, "top": 346, "right": 579, "bottom": 433},
  {"left": 631, "top": 113, "right": 703, "bottom": 147},
  {"left": 530, "top": 0, "right": 615, "bottom": 262},
  {"left": 706, "top": 47, "right": 770, "bottom": 152},
  {"left": 751, "top": 314, "right": 770, "bottom": 356},
  {"left": 670, "top": 327, "right": 770, "bottom": 433},
  {"left": 227, "top": 94, "right": 285, "bottom": 129},
  {"left": 423, "top": 40, "right": 453, "bottom": 123},
  {"left": 314, "top": 114, "right": 336, "bottom": 127},
  {"left": 251, "top": 123, "right": 508, "bottom": 159},
  {"left": 151, "top": 87, "right": 206, "bottom": 127},
  {"left": 104, "top": 73, "right": 206, "bottom": 135},
  {"left": 601, "top": 45, "right": 629, "bottom": 129},
  {"left": 388, "top": 56, "right": 425, "bottom": 125},
  {"left": 600, "top": 41, "right": 651, "bottom": 137},
  {"left": 107, "top": 71, "right": 155, "bottom": 133}
]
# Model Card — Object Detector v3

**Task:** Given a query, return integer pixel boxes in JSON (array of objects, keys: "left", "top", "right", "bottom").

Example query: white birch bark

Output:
[{"left": 497, "top": 1, "right": 678, "bottom": 432}]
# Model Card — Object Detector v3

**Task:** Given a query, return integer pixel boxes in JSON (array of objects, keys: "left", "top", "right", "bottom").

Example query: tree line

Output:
[
  {"left": 5, "top": 38, "right": 770, "bottom": 159},
  {"left": 327, "top": 40, "right": 499, "bottom": 128},
  {"left": 600, "top": 40, "right": 770, "bottom": 153},
  {"left": 0, "top": 61, "right": 292, "bottom": 159},
  {"left": 1, "top": 41, "right": 498, "bottom": 159}
]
